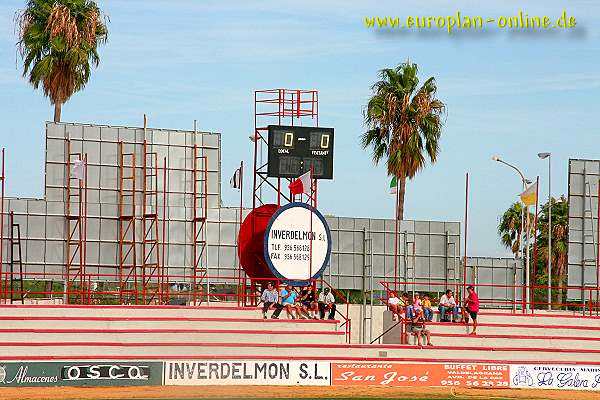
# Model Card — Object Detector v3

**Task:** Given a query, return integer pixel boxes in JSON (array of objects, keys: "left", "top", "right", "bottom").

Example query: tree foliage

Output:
[
  {"left": 362, "top": 62, "right": 445, "bottom": 219},
  {"left": 16, "top": 0, "right": 108, "bottom": 121}
]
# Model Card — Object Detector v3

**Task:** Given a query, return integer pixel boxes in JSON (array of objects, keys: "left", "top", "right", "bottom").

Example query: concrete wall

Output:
[
  {"left": 0, "top": 121, "right": 520, "bottom": 296},
  {"left": 567, "top": 159, "right": 599, "bottom": 300}
]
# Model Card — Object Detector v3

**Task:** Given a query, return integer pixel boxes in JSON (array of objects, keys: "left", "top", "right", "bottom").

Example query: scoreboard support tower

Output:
[
  {"left": 252, "top": 89, "right": 319, "bottom": 209},
  {"left": 243, "top": 89, "right": 320, "bottom": 303}
]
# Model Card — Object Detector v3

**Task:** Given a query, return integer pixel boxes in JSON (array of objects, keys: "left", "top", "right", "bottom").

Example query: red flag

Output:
[{"left": 289, "top": 170, "right": 311, "bottom": 195}]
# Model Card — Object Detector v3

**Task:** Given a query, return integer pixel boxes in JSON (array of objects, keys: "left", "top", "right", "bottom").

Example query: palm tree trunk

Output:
[
  {"left": 53, "top": 103, "right": 62, "bottom": 122},
  {"left": 397, "top": 175, "right": 407, "bottom": 220}
]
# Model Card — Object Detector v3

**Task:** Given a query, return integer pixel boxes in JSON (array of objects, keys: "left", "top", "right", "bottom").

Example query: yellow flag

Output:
[{"left": 519, "top": 182, "right": 537, "bottom": 206}]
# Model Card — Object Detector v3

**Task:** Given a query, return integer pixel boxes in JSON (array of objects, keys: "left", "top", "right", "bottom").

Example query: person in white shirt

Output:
[
  {"left": 318, "top": 287, "right": 336, "bottom": 320},
  {"left": 438, "top": 289, "right": 459, "bottom": 322},
  {"left": 387, "top": 291, "right": 402, "bottom": 321}
]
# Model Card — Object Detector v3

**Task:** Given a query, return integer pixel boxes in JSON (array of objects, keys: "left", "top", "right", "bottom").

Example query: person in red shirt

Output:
[{"left": 465, "top": 285, "right": 479, "bottom": 335}]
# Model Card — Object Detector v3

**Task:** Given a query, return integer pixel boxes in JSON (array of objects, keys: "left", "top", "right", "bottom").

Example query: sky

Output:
[{"left": 0, "top": 0, "right": 599, "bottom": 257}]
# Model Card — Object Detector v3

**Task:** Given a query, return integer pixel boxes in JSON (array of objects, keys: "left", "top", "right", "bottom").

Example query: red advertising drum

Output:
[{"left": 237, "top": 204, "right": 278, "bottom": 279}]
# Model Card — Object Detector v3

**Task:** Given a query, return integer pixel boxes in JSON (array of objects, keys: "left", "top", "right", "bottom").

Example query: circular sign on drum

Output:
[{"left": 263, "top": 202, "right": 332, "bottom": 284}]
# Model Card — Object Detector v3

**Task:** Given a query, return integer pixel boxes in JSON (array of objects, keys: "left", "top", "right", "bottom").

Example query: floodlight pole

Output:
[
  {"left": 538, "top": 152, "right": 552, "bottom": 311},
  {"left": 492, "top": 156, "right": 530, "bottom": 312}
]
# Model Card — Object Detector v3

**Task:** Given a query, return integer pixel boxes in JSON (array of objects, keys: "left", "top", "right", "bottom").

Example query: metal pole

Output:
[
  {"left": 0, "top": 148, "right": 4, "bottom": 304},
  {"left": 590, "top": 180, "right": 600, "bottom": 315},
  {"left": 362, "top": 227, "right": 367, "bottom": 344},
  {"left": 547, "top": 157, "right": 552, "bottom": 311},
  {"left": 462, "top": 173, "right": 469, "bottom": 302},
  {"left": 238, "top": 161, "right": 243, "bottom": 306},
  {"left": 394, "top": 176, "right": 399, "bottom": 292},
  {"left": 493, "top": 156, "right": 528, "bottom": 311},
  {"left": 525, "top": 199, "right": 531, "bottom": 313},
  {"left": 532, "top": 176, "right": 540, "bottom": 312}
]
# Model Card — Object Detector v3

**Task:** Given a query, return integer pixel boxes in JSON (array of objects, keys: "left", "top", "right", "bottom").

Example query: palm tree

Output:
[
  {"left": 536, "top": 196, "right": 569, "bottom": 306},
  {"left": 498, "top": 202, "right": 534, "bottom": 258},
  {"left": 362, "top": 62, "right": 445, "bottom": 220},
  {"left": 16, "top": 0, "right": 108, "bottom": 122}
]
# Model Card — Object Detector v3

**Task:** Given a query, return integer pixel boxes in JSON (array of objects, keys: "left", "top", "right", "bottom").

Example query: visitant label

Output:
[
  {"left": 264, "top": 202, "right": 332, "bottom": 283},
  {"left": 510, "top": 364, "right": 600, "bottom": 391},
  {"left": 331, "top": 362, "right": 510, "bottom": 388},
  {"left": 163, "top": 360, "right": 330, "bottom": 386}
]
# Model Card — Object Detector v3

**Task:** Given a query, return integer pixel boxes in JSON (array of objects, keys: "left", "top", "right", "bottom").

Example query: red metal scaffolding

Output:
[
  {"left": 118, "top": 142, "right": 138, "bottom": 304},
  {"left": 64, "top": 140, "right": 88, "bottom": 304},
  {"left": 192, "top": 145, "right": 208, "bottom": 305},
  {"left": 141, "top": 140, "right": 163, "bottom": 304},
  {"left": 0, "top": 148, "right": 4, "bottom": 303},
  {"left": 8, "top": 211, "right": 24, "bottom": 304}
]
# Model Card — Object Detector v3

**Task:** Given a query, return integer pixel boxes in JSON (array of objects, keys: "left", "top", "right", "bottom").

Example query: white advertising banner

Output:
[
  {"left": 163, "top": 360, "right": 330, "bottom": 386},
  {"left": 510, "top": 364, "right": 600, "bottom": 391},
  {"left": 264, "top": 202, "right": 331, "bottom": 283}
]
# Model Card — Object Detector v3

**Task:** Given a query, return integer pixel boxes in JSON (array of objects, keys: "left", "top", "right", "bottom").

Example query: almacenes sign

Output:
[{"left": 0, "top": 362, "right": 162, "bottom": 387}]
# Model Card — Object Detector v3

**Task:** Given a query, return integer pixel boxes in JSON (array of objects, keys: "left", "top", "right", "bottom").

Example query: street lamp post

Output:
[
  {"left": 538, "top": 152, "right": 552, "bottom": 311},
  {"left": 492, "top": 155, "right": 531, "bottom": 312}
]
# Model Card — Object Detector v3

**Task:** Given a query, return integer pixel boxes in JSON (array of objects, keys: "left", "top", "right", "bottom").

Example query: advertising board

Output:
[
  {"left": 510, "top": 364, "right": 600, "bottom": 391},
  {"left": 264, "top": 202, "right": 332, "bottom": 284},
  {"left": 331, "top": 362, "right": 510, "bottom": 388},
  {"left": 0, "top": 362, "right": 163, "bottom": 387},
  {"left": 164, "top": 360, "right": 330, "bottom": 386}
]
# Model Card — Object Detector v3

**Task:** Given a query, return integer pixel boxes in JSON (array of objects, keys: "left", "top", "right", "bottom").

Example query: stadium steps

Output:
[
  {"left": 0, "top": 329, "right": 346, "bottom": 345},
  {"left": 427, "top": 332, "right": 600, "bottom": 350},
  {"left": 0, "top": 342, "right": 597, "bottom": 362},
  {"left": 1, "top": 305, "right": 600, "bottom": 364}
]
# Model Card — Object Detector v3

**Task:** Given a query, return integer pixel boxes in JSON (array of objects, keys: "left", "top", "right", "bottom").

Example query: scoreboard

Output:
[{"left": 267, "top": 125, "right": 334, "bottom": 179}]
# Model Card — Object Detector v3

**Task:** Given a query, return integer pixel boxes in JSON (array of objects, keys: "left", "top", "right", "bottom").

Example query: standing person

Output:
[
  {"left": 410, "top": 308, "right": 433, "bottom": 347},
  {"left": 438, "top": 290, "right": 459, "bottom": 322},
  {"left": 280, "top": 284, "right": 299, "bottom": 319},
  {"left": 318, "top": 287, "right": 336, "bottom": 320},
  {"left": 260, "top": 282, "right": 283, "bottom": 319},
  {"left": 465, "top": 285, "right": 480, "bottom": 335}
]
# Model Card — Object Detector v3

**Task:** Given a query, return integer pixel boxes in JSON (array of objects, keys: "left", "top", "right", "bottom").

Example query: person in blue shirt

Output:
[{"left": 280, "top": 284, "right": 299, "bottom": 319}]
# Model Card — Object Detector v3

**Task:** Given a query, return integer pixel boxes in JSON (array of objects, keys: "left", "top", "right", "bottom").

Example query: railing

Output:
[
  {"left": 0, "top": 271, "right": 352, "bottom": 342},
  {"left": 320, "top": 278, "right": 351, "bottom": 343},
  {"left": 380, "top": 280, "right": 600, "bottom": 317}
]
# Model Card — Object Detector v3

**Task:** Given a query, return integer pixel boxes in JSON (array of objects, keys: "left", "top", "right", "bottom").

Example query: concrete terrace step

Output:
[
  {"left": 0, "top": 342, "right": 597, "bottom": 363},
  {"left": 427, "top": 333, "right": 600, "bottom": 350},
  {"left": 0, "top": 329, "right": 345, "bottom": 345},
  {"left": 0, "top": 305, "right": 270, "bottom": 319},
  {"left": 474, "top": 311, "right": 600, "bottom": 327},
  {"left": 0, "top": 316, "right": 339, "bottom": 332},
  {"left": 424, "top": 321, "right": 600, "bottom": 338}
]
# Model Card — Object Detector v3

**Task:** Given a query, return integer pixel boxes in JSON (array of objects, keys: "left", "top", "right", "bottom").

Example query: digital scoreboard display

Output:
[{"left": 267, "top": 125, "right": 334, "bottom": 179}]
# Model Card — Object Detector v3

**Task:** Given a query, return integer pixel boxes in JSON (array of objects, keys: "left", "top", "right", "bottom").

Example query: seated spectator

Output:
[
  {"left": 260, "top": 282, "right": 283, "bottom": 319},
  {"left": 438, "top": 289, "right": 459, "bottom": 322},
  {"left": 387, "top": 291, "right": 402, "bottom": 321},
  {"left": 280, "top": 284, "right": 299, "bottom": 319},
  {"left": 422, "top": 294, "right": 433, "bottom": 321},
  {"left": 318, "top": 287, "right": 336, "bottom": 320},
  {"left": 298, "top": 285, "right": 318, "bottom": 319},
  {"left": 464, "top": 285, "right": 479, "bottom": 335},
  {"left": 409, "top": 308, "right": 433, "bottom": 347},
  {"left": 407, "top": 292, "right": 422, "bottom": 318},
  {"left": 400, "top": 292, "right": 410, "bottom": 319},
  {"left": 413, "top": 293, "right": 422, "bottom": 310}
]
